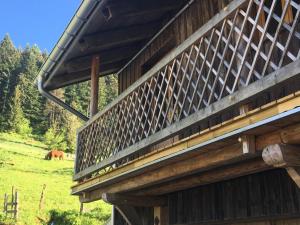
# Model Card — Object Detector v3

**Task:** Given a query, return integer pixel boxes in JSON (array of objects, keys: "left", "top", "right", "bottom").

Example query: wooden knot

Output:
[{"left": 262, "top": 144, "right": 285, "bottom": 167}]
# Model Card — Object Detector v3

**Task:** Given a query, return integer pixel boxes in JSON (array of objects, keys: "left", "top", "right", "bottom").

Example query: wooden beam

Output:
[
  {"left": 66, "top": 46, "right": 140, "bottom": 73},
  {"left": 102, "top": 193, "right": 167, "bottom": 207},
  {"left": 262, "top": 144, "right": 300, "bottom": 188},
  {"left": 106, "top": 0, "right": 182, "bottom": 18},
  {"left": 90, "top": 56, "right": 100, "bottom": 117},
  {"left": 262, "top": 144, "right": 300, "bottom": 168},
  {"left": 47, "top": 60, "right": 127, "bottom": 90},
  {"left": 79, "top": 143, "right": 248, "bottom": 202},
  {"left": 82, "top": 158, "right": 270, "bottom": 202},
  {"left": 79, "top": 22, "right": 160, "bottom": 51},
  {"left": 135, "top": 158, "right": 270, "bottom": 196},
  {"left": 77, "top": 119, "right": 300, "bottom": 201}
]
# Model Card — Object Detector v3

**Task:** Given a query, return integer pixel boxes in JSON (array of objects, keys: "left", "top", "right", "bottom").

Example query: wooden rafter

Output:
[
  {"left": 47, "top": 60, "right": 127, "bottom": 90},
  {"left": 102, "top": 193, "right": 167, "bottom": 207},
  {"left": 65, "top": 46, "right": 141, "bottom": 73},
  {"left": 79, "top": 22, "right": 160, "bottom": 51}
]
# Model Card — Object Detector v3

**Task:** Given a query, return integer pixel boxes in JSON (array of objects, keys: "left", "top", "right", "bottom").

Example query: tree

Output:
[
  {"left": 98, "top": 77, "right": 107, "bottom": 110},
  {"left": 64, "top": 102, "right": 82, "bottom": 153},
  {"left": 64, "top": 81, "right": 90, "bottom": 115},
  {"left": 105, "top": 74, "right": 118, "bottom": 105},
  {"left": 44, "top": 125, "right": 67, "bottom": 150},
  {"left": 8, "top": 85, "right": 32, "bottom": 135},
  {"left": 17, "top": 45, "right": 47, "bottom": 134},
  {"left": 0, "top": 34, "right": 21, "bottom": 130}
]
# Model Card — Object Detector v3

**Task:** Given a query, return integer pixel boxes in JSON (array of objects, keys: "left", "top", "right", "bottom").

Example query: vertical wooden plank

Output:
[{"left": 90, "top": 55, "right": 100, "bottom": 117}]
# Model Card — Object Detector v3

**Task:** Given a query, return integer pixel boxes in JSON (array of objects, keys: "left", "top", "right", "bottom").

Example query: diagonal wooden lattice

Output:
[{"left": 75, "top": 0, "right": 300, "bottom": 179}]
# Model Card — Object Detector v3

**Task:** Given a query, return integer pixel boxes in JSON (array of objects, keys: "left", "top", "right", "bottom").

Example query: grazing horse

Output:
[{"left": 45, "top": 150, "right": 64, "bottom": 160}]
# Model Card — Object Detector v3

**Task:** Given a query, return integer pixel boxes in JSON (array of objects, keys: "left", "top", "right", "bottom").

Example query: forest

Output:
[{"left": 0, "top": 34, "right": 118, "bottom": 153}]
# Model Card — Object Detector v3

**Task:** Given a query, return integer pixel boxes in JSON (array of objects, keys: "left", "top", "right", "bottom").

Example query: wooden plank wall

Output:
[
  {"left": 168, "top": 169, "right": 300, "bottom": 225},
  {"left": 118, "top": 0, "right": 232, "bottom": 93}
]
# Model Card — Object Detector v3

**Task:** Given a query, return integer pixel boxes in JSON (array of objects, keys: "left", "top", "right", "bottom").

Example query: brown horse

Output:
[{"left": 45, "top": 150, "right": 64, "bottom": 160}]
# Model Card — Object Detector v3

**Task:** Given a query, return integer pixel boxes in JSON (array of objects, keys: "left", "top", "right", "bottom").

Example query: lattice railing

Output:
[{"left": 75, "top": 0, "right": 300, "bottom": 180}]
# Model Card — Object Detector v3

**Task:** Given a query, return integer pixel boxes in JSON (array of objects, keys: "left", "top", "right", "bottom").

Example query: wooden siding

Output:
[
  {"left": 168, "top": 169, "right": 300, "bottom": 225},
  {"left": 118, "top": 0, "right": 232, "bottom": 93}
]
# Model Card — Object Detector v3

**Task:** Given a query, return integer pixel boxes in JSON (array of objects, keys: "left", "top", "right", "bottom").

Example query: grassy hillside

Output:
[{"left": 0, "top": 133, "right": 111, "bottom": 225}]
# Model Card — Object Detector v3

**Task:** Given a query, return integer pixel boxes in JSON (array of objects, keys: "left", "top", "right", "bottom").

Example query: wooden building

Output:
[{"left": 37, "top": 0, "right": 300, "bottom": 224}]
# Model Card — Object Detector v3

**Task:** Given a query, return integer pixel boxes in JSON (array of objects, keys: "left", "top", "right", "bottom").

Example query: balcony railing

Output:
[{"left": 74, "top": 0, "right": 300, "bottom": 180}]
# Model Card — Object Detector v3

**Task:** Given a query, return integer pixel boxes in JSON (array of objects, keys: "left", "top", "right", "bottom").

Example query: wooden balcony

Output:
[{"left": 74, "top": 0, "right": 300, "bottom": 184}]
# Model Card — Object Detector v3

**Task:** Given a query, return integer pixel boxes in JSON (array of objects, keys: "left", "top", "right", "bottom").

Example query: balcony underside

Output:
[{"left": 72, "top": 93, "right": 300, "bottom": 202}]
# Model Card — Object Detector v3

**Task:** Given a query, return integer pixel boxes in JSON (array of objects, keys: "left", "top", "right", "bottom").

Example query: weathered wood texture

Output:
[
  {"left": 168, "top": 169, "right": 300, "bottom": 225},
  {"left": 118, "top": 0, "right": 231, "bottom": 93},
  {"left": 74, "top": 0, "right": 300, "bottom": 181},
  {"left": 72, "top": 95, "right": 300, "bottom": 196}
]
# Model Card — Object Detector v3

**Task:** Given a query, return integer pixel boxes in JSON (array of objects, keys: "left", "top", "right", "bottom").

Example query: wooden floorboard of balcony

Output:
[{"left": 72, "top": 92, "right": 300, "bottom": 203}]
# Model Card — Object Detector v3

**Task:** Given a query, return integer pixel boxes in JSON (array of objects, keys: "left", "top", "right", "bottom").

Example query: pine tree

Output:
[
  {"left": 98, "top": 76, "right": 107, "bottom": 110},
  {"left": 64, "top": 81, "right": 90, "bottom": 115},
  {"left": 43, "top": 89, "right": 68, "bottom": 151},
  {"left": 17, "top": 45, "right": 47, "bottom": 134},
  {"left": 0, "top": 34, "right": 21, "bottom": 130},
  {"left": 106, "top": 74, "right": 118, "bottom": 105},
  {"left": 64, "top": 101, "right": 82, "bottom": 153},
  {"left": 8, "top": 85, "right": 32, "bottom": 135}
]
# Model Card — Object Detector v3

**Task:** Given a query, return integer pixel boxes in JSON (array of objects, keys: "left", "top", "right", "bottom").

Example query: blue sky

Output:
[{"left": 0, "top": 1, "right": 82, "bottom": 52}]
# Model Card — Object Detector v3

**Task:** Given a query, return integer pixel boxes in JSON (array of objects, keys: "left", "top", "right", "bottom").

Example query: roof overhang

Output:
[{"left": 38, "top": 0, "right": 189, "bottom": 91}]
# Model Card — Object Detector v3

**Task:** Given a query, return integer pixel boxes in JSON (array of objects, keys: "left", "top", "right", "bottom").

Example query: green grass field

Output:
[{"left": 0, "top": 133, "right": 111, "bottom": 225}]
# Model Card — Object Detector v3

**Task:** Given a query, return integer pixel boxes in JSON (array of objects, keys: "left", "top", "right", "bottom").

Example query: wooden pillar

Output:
[
  {"left": 90, "top": 55, "right": 100, "bottom": 117},
  {"left": 154, "top": 206, "right": 168, "bottom": 225}
]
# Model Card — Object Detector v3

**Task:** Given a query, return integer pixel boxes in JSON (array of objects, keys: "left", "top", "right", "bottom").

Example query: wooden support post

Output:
[
  {"left": 262, "top": 144, "right": 300, "bottom": 188},
  {"left": 39, "top": 184, "right": 46, "bottom": 211},
  {"left": 90, "top": 55, "right": 100, "bottom": 117},
  {"left": 80, "top": 202, "right": 84, "bottom": 214},
  {"left": 14, "top": 191, "right": 18, "bottom": 220},
  {"left": 239, "top": 135, "right": 255, "bottom": 154},
  {"left": 154, "top": 206, "right": 168, "bottom": 225},
  {"left": 4, "top": 193, "right": 8, "bottom": 215}
]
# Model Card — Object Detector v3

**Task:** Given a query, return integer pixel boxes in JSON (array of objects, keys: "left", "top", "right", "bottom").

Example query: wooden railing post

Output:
[
  {"left": 90, "top": 55, "right": 100, "bottom": 117},
  {"left": 4, "top": 193, "right": 7, "bottom": 215},
  {"left": 14, "top": 190, "right": 18, "bottom": 220}
]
